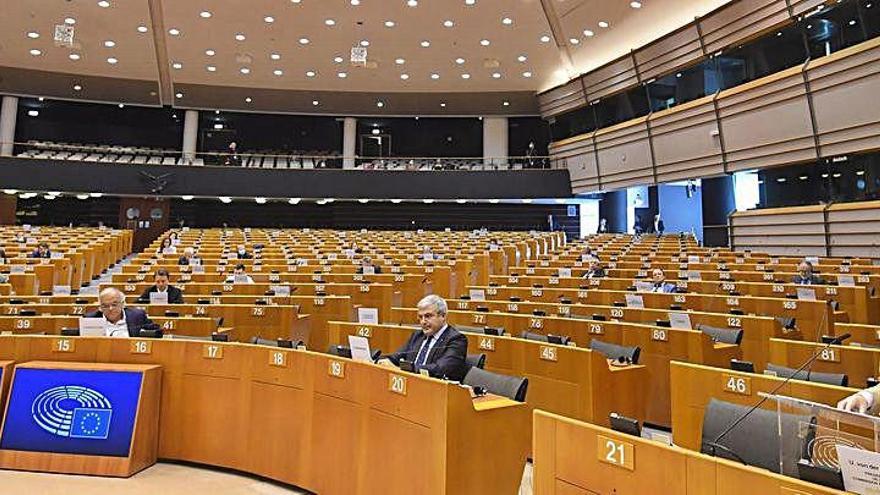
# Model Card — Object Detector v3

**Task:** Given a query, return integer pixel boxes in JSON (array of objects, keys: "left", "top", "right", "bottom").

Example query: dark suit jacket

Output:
[
  {"left": 389, "top": 325, "right": 468, "bottom": 382},
  {"left": 29, "top": 250, "right": 51, "bottom": 259},
  {"left": 237, "top": 252, "right": 253, "bottom": 259},
  {"left": 583, "top": 268, "right": 606, "bottom": 278},
  {"left": 138, "top": 285, "right": 184, "bottom": 304},
  {"left": 84, "top": 307, "right": 154, "bottom": 337},
  {"left": 792, "top": 274, "right": 825, "bottom": 285},
  {"left": 356, "top": 265, "right": 382, "bottom": 274},
  {"left": 178, "top": 256, "right": 190, "bottom": 265}
]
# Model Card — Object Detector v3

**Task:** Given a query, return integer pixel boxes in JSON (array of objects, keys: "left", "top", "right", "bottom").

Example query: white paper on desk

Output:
[
  {"left": 838, "top": 444, "right": 880, "bottom": 495},
  {"left": 192, "top": 264, "right": 205, "bottom": 273},
  {"left": 10, "top": 265, "right": 25, "bottom": 274},
  {"left": 669, "top": 312, "right": 692, "bottom": 330},
  {"left": 79, "top": 317, "right": 106, "bottom": 337},
  {"left": 688, "top": 255, "right": 700, "bottom": 264},
  {"left": 52, "top": 285, "right": 71, "bottom": 296},
  {"left": 558, "top": 268, "right": 572, "bottom": 278},
  {"left": 149, "top": 292, "right": 168, "bottom": 304},
  {"left": 838, "top": 275, "right": 856, "bottom": 287},
  {"left": 348, "top": 335, "right": 373, "bottom": 362},
  {"left": 270, "top": 285, "right": 291, "bottom": 296},
  {"left": 797, "top": 288, "right": 817, "bottom": 301},
  {"left": 362, "top": 266, "right": 375, "bottom": 275},
  {"left": 687, "top": 271, "right": 702, "bottom": 281},
  {"left": 634, "top": 281, "right": 653, "bottom": 293},
  {"left": 50, "top": 252, "right": 64, "bottom": 259},
  {"left": 469, "top": 289, "right": 486, "bottom": 301},
  {"left": 357, "top": 307, "right": 379, "bottom": 324},
  {"left": 625, "top": 294, "right": 644, "bottom": 309}
]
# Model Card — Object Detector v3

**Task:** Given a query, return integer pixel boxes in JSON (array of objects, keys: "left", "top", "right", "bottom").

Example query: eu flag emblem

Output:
[{"left": 69, "top": 408, "right": 112, "bottom": 439}]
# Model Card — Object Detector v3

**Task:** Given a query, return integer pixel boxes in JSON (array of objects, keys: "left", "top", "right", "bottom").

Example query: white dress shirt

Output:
[{"left": 103, "top": 311, "right": 129, "bottom": 338}]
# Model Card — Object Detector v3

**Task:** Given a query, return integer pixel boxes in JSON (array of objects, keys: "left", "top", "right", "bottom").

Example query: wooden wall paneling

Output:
[
  {"left": 635, "top": 25, "right": 705, "bottom": 83},
  {"left": 789, "top": 0, "right": 833, "bottom": 16},
  {"left": 698, "top": 0, "right": 792, "bottom": 55},
  {"left": 548, "top": 133, "right": 601, "bottom": 194},
  {"left": 538, "top": 80, "right": 589, "bottom": 118},
  {"left": 593, "top": 118, "right": 655, "bottom": 191},
  {"left": 582, "top": 58, "right": 640, "bottom": 102},
  {"left": 649, "top": 94, "right": 726, "bottom": 184},
  {"left": 826, "top": 201, "right": 880, "bottom": 258},
  {"left": 729, "top": 205, "right": 828, "bottom": 256},
  {"left": 807, "top": 39, "right": 880, "bottom": 158},
  {"left": 716, "top": 65, "right": 818, "bottom": 173}
]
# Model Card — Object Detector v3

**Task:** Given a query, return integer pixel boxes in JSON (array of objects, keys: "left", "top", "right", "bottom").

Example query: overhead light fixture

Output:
[
  {"left": 312, "top": 100, "right": 320, "bottom": 106},
  {"left": 489, "top": 199, "right": 500, "bottom": 204},
  {"left": 168, "top": 28, "right": 180, "bottom": 36},
  {"left": 407, "top": 0, "right": 418, "bottom": 6},
  {"left": 325, "top": 19, "right": 335, "bottom": 26},
  {"left": 461, "top": 73, "right": 471, "bottom": 79},
  {"left": 776, "top": 177, "right": 787, "bottom": 183},
  {"left": 391, "top": 199, "right": 403, "bottom": 203},
  {"left": 455, "top": 57, "right": 465, "bottom": 64},
  {"left": 288, "top": 198, "right": 301, "bottom": 205},
  {"left": 358, "top": 199, "right": 370, "bottom": 204},
  {"left": 299, "top": 37, "right": 310, "bottom": 44},
  {"left": 443, "top": 20, "right": 454, "bottom": 27},
  {"left": 334, "top": 56, "right": 344, "bottom": 63},
  {"left": 492, "top": 72, "right": 502, "bottom": 79},
  {"left": 255, "top": 197, "right": 267, "bottom": 204},
  {"left": 395, "top": 58, "right": 405, "bottom": 65},
  {"left": 69, "top": 53, "right": 81, "bottom": 61},
  {"left": 107, "top": 57, "right": 118, "bottom": 64},
  {"left": 218, "top": 196, "right": 232, "bottom": 203},
  {"left": 76, "top": 193, "right": 89, "bottom": 200},
  {"left": 376, "top": 101, "right": 384, "bottom": 107},
  {"left": 431, "top": 73, "right": 440, "bottom": 80},
  {"left": 245, "top": 97, "right": 253, "bottom": 103},
  {"left": 172, "top": 62, "right": 182, "bottom": 69},
  {"left": 630, "top": 1, "right": 642, "bottom": 8},
  {"left": 517, "top": 54, "right": 527, "bottom": 62},
  {"left": 521, "top": 199, "right": 533, "bottom": 204},
  {"left": 65, "top": 18, "right": 77, "bottom": 25},
  {"left": 569, "top": 38, "right": 580, "bottom": 45},
  {"left": 325, "top": 198, "right": 336, "bottom": 203},
  {"left": 337, "top": 72, "right": 347, "bottom": 78},
  {"left": 200, "top": 11, "right": 212, "bottom": 18},
  {"left": 27, "top": 32, "right": 40, "bottom": 39},
  {"left": 422, "top": 199, "right": 435, "bottom": 204},
  {"left": 799, "top": 175, "right": 809, "bottom": 180},
  {"left": 384, "top": 20, "right": 396, "bottom": 27},
  {"left": 104, "top": 40, "right": 116, "bottom": 47},
  {"left": 264, "top": 16, "right": 275, "bottom": 23},
  {"left": 137, "top": 25, "right": 148, "bottom": 33},
  {"left": 502, "top": 17, "right": 513, "bottom": 25},
  {"left": 583, "top": 29, "right": 595, "bottom": 37},
  {"left": 118, "top": 103, "right": 124, "bottom": 108},
  {"left": 73, "top": 84, "right": 83, "bottom": 91},
  {"left": 273, "top": 69, "right": 283, "bottom": 76},
  {"left": 28, "top": 110, "right": 39, "bottom": 117},
  {"left": 502, "top": 101, "right": 510, "bottom": 106},
  {"left": 89, "top": 192, "right": 103, "bottom": 198},
  {"left": 98, "top": 0, "right": 111, "bottom": 7},
  {"left": 359, "top": 39, "right": 369, "bottom": 46},
  {"left": 29, "top": 49, "right": 42, "bottom": 56},
  {"left": 465, "top": 0, "right": 476, "bottom": 4},
  {"left": 181, "top": 195, "right": 194, "bottom": 200},
  {"left": 598, "top": 21, "right": 610, "bottom": 28},
  {"left": 213, "top": 123, "right": 223, "bottom": 129},
  {"left": 306, "top": 70, "right": 317, "bottom": 77},
  {"left": 522, "top": 71, "right": 532, "bottom": 78},
  {"left": 540, "top": 35, "right": 551, "bottom": 43},
  {"left": 270, "top": 53, "right": 281, "bottom": 60},
  {"left": 206, "top": 49, "right": 216, "bottom": 56},
  {"left": 371, "top": 129, "right": 381, "bottom": 135},
  {"left": 240, "top": 67, "right": 251, "bottom": 74},
  {"left": 456, "top": 199, "right": 467, "bottom": 204},
  {"left": 400, "top": 73, "right": 409, "bottom": 80},
  {"left": 235, "top": 33, "right": 246, "bottom": 41},
  {"left": 175, "top": 92, "right": 184, "bottom": 98},
  {"left": 420, "top": 40, "right": 431, "bottom": 47},
  {"left": 440, "top": 102, "right": 447, "bottom": 107},
  {"left": 206, "top": 65, "right": 217, "bottom": 72},
  {"left": 351, "top": 0, "right": 360, "bottom": 4},
  {"left": 2, "top": 189, "right": 18, "bottom": 195}
]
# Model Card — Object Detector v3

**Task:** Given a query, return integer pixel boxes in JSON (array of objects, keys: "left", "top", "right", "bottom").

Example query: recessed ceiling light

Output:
[
  {"left": 598, "top": 21, "right": 610, "bottom": 28},
  {"left": 351, "top": 0, "right": 360, "bottom": 4},
  {"left": 492, "top": 72, "right": 502, "bottom": 79},
  {"left": 489, "top": 199, "right": 500, "bottom": 204},
  {"left": 391, "top": 199, "right": 403, "bottom": 203},
  {"left": 264, "top": 16, "right": 275, "bottom": 23},
  {"left": 175, "top": 92, "right": 183, "bottom": 98},
  {"left": 27, "top": 110, "right": 39, "bottom": 117},
  {"left": 540, "top": 35, "right": 551, "bottom": 43},
  {"left": 107, "top": 57, "right": 118, "bottom": 64},
  {"left": 400, "top": 73, "right": 409, "bottom": 80},
  {"left": 172, "top": 62, "right": 182, "bottom": 69},
  {"left": 376, "top": 101, "right": 385, "bottom": 107},
  {"left": 384, "top": 20, "right": 395, "bottom": 27},
  {"left": 235, "top": 33, "right": 246, "bottom": 41},
  {"left": 65, "top": 18, "right": 76, "bottom": 25},
  {"left": 333, "top": 56, "right": 344, "bottom": 63},
  {"left": 291, "top": 0, "right": 301, "bottom": 3},
  {"left": 517, "top": 54, "right": 527, "bottom": 62},
  {"left": 395, "top": 58, "right": 405, "bottom": 65},
  {"left": 29, "top": 49, "right": 42, "bottom": 56},
  {"left": 76, "top": 194, "right": 89, "bottom": 200},
  {"left": 430, "top": 73, "right": 440, "bottom": 79},
  {"left": 69, "top": 53, "right": 81, "bottom": 60},
  {"left": 245, "top": 97, "right": 252, "bottom": 103},
  {"left": 273, "top": 69, "right": 283, "bottom": 76},
  {"left": 289, "top": 198, "right": 302, "bottom": 204},
  {"left": 423, "top": 199, "right": 435, "bottom": 204},
  {"left": 181, "top": 195, "right": 194, "bottom": 201},
  {"left": 118, "top": 103, "right": 125, "bottom": 108},
  {"left": 306, "top": 70, "right": 316, "bottom": 77},
  {"left": 440, "top": 102, "right": 446, "bottom": 107},
  {"left": 359, "top": 39, "right": 369, "bottom": 46},
  {"left": 443, "top": 20, "right": 454, "bottom": 27},
  {"left": 199, "top": 11, "right": 212, "bottom": 18},
  {"left": 206, "top": 65, "right": 217, "bottom": 72},
  {"left": 299, "top": 37, "right": 310, "bottom": 44},
  {"left": 98, "top": 0, "right": 111, "bottom": 7},
  {"left": 503, "top": 101, "right": 510, "bottom": 106},
  {"left": 38, "top": 97, "right": 44, "bottom": 101},
  {"left": 583, "top": 29, "right": 595, "bottom": 37},
  {"left": 337, "top": 72, "right": 347, "bottom": 78},
  {"left": 502, "top": 17, "right": 513, "bottom": 25},
  {"left": 137, "top": 25, "right": 148, "bottom": 33},
  {"left": 569, "top": 38, "right": 580, "bottom": 44},
  {"left": 465, "top": 0, "right": 475, "bottom": 4},
  {"left": 480, "top": 39, "right": 490, "bottom": 46},
  {"left": 312, "top": 100, "right": 319, "bottom": 106},
  {"left": 27, "top": 32, "right": 40, "bottom": 39},
  {"left": 73, "top": 84, "right": 82, "bottom": 91},
  {"left": 420, "top": 40, "right": 431, "bottom": 47},
  {"left": 325, "top": 19, "right": 335, "bottom": 26},
  {"left": 461, "top": 73, "right": 471, "bottom": 79},
  {"left": 168, "top": 28, "right": 180, "bottom": 36},
  {"left": 240, "top": 67, "right": 250, "bottom": 74},
  {"left": 407, "top": 0, "right": 418, "bottom": 6},
  {"left": 456, "top": 199, "right": 467, "bottom": 204},
  {"left": 206, "top": 49, "right": 216, "bottom": 56},
  {"left": 522, "top": 71, "right": 532, "bottom": 78},
  {"left": 630, "top": 1, "right": 642, "bottom": 8},
  {"left": 455, "top": 57, "right": 465, "bottom": 64},
  {"left": 270, "top": 53, "right": 281, "bottom": 60},
  {"left": 104, "top": 40, "right": 116, "bottom": 47},
  {"left": 218, "top": 196, "right": 232, "bottom": 203}
]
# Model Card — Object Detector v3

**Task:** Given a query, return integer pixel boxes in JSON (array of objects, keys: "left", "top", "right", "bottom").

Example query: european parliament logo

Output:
[{"left": 31, "top": 385, "right": 113, "bottom": 440}]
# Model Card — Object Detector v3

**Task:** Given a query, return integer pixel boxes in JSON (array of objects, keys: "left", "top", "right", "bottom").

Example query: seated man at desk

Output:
[
  {"left": 582, "top": 258, "right": 606, "bottom": 279},
  {"left": 138, "top": 269, "right": 184, "bottom": 304},
  {"left": 385, "top": 295, "right": 468, "bottom": 381},
  {"left": 225, "top": 263, "right": 255, "bottom": 284},
  {"left": 792, "top": 261, "right": 825, "bottom": 285},
  {"left": 235, "top": 244, "right": 253, "bottom": 259},
  {"left": 29, "top": 242, "right": 52, "bottom": 258},
  {"left": 178, "top": 247, "right": 200, "bottom": 266},
  {"left": 650, "top": 268, "right": 678, "bottom": 293},
  {"left": 85, "top": 287, "right": 155, "bottom": 337},
  {"left": 357, "top": 256, "right": 382, "bottom": 274}
]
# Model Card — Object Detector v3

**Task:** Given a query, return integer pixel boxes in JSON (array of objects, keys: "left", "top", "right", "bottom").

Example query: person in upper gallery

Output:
[
  {"left": 384, "top": 295, "right": 468, "bottom": 382},
  {"left": 29, "top": 242, "right": 52, "bottom": 258},
  {"left": 138, "top": 269, "right": 184, "bottom": 304},
  {"left": 224, "top": 141, "right": 241, "bottom": 166},
  {"left": 0, "top": 248, "right": 7, "bottom": 265},
  {"left": 357, "top": 256, "right": 382, "bottom": 274},
  {"left": 225, "top": 264, "right": 255, "bottom": 284},
  {"left": 650, "top": 268, "right": 678, "bottom": 293},
  {"left": 598, "top": 218, "right": 608, "bottom": 233},
  {"left": 654, "top": 214, "right": 665, "bottom": 236},
  {"left": 633, "top": 216, "right": 644, "bottom": 236},
  {"left": 178, "top": 247, "right": 201, "bottom": 266},
  {"left": 582, "top": 258, "right": 607, "bottom": 279},
  {"left": 85, "top": 287, "right": 155, "bottom": 337},
  {"left": 235, "top": 244, "right": 253, "bottom": 259},
  {"left": 792, "top": 260, "right": 825, "bottom": 285}
]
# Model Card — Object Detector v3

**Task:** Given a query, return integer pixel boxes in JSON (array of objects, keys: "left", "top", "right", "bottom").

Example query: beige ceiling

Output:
[{"left": 0, "top": 0, "right": 732, "bottom": 106}]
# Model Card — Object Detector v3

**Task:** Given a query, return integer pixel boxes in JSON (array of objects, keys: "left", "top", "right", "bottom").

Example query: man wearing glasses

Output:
[{"left": 85, "top": 287, "right": 155, "bottom": 337}]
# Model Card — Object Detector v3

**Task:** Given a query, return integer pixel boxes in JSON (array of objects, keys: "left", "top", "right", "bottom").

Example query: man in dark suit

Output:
[
  {"left": 30, "top": 242, "right": 52, "bottom": 258},
  {"left": 85, "top": 288, "right": 155, "bottom": 337},
  {"left": 138, "top": 269, "right": 184, "bottom": 304},
  {"left": 235, "top": 244, "right": 253, "bottom": 259},
  {"left": 792, "top": 261, "right": 825, "bottom": 285},
  {"left": 386, "top": 295, "right": 468, "bottom": 381},
  {"left": 356, "top": 256, "right": 382, "bottom": 274},
  {"left": 650, "top": 268, "right": 678, "bottom": 293},
  {"left": 582, "top": 258, "right": 606, "bottom": 279}
]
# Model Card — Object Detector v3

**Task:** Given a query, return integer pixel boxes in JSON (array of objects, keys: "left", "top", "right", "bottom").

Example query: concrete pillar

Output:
[
  {"left": 482, "top": 116, "right": 508, "bottom": 168},
  {"left": 182, "top": 109, "right": 199, "bottom": 164},
  {"left": 0, "top": 96, "right": 19, "bottom": 157},
  {"left": 343, "top": 117, "right": 357, "bottom": 169}
]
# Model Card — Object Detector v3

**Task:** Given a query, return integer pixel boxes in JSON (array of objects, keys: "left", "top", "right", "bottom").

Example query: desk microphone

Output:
[{"left": 705, "top": 329, "right": 850, "bottom": 462}]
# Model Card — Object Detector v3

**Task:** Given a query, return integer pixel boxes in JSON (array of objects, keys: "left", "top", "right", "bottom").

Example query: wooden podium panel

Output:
[
  {"left": 0, "top": 361, "right": 11, "bottom": 417},
  {"left": 0, "top": 361, "right": 161, "bottom": 477},
  {"left": 533, "top": 410, "right": 845, "bottom": 495}
]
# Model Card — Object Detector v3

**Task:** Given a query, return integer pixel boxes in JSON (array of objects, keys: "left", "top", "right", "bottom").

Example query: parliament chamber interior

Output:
[{"left": 0, "top": 0, "right": 879, "bottom": 494}]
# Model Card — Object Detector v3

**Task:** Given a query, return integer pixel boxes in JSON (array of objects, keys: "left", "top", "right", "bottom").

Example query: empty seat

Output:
[
  {"left": 697, "top": 324, "right": 744, "bottom": 345},
  {"left": 589, "top": 339, "right": 641, "bottom": 364},
  {"left": 462, "top": 367, "right": 528, "bottom": 402},
  {"left": 765, "top": 363, "right": 848, "bottom": 387}
]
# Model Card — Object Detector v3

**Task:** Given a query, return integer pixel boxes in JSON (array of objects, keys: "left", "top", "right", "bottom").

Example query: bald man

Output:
[{"left": 84, "top": 288, "right": 155, "bottom": 337}]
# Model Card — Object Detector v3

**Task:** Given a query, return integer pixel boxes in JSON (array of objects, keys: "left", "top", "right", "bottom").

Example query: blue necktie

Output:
[{"left": 415, "top": 335, "right": 434, "bottom": 367}]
